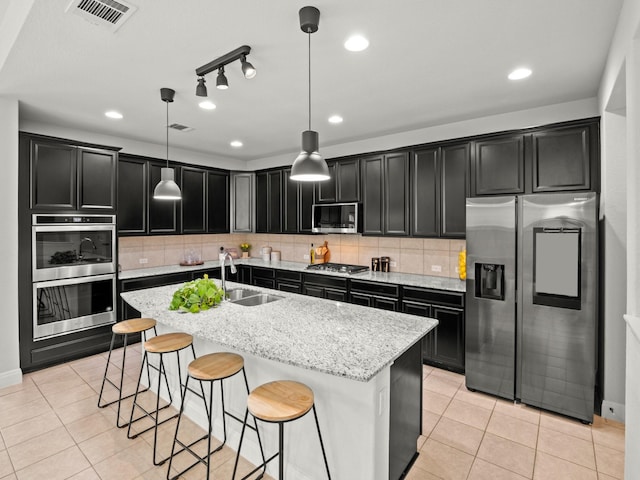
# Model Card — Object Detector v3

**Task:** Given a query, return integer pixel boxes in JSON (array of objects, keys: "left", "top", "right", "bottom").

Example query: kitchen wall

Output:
[{"left": 118, "top": 233, "right": 466, "bottom": 278}]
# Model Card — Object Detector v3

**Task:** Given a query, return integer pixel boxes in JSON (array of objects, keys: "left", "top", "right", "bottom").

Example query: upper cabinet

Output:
[
  {"left": 314, "top": 158, "right": 361, "bottom": 203},
  {"left": 471, "top": 134, "right": 525, "bottom": 196},
  {"left": 207, "top": 171, "right": 230, "bottom": 233},
  {"left": 28, "top": 135, "right": 117, "bottom": 211},
  {"left": 180, "top": 166, "right": 206, "bottom": 234},
  {"left": 147, "top": 161, "right": 180, "bottom": 234},
  {"left": 117, "top": 156, "right": 147, "bottom": 234},
  {"left": 255, "top": 170, "right": 283, "bottom": 234},
  {"left": 362, "top": 152, "right": 410, "bottom": 236}
]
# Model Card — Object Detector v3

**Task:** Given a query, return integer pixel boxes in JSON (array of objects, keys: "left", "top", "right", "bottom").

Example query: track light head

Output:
[
  {"left": 241, "top": 55, "right": 257, "bottom": 79},
  {"left": 196, "top": 77, "right": 208, "bottom": 97},
  {"left": 216, "top": 67, "right": 229, "bottom": 90}
]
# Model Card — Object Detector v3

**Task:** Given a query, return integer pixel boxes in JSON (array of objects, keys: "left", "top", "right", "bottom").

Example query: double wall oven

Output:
[{"left": 32, "top": 214, "right": 117, "bottom": 340}]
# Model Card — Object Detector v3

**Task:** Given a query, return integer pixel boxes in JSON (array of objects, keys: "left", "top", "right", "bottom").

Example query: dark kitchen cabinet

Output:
[
  {"left": 361, "top": 152, "right": 410, "bottom": 236},
  {"left": 411, "top": 148, "right": 439, "bottom": 237},
  {"left": 148, "top": 161, "right": 180, "bottom": 234},
  {"left": 255, "top": 170, "right": 282, "bottom": 233},
  {"left": 276, "top": 269, "right": 303, "bottom": 294},
  {"left": 349, "top": 279, "right": 400, "bottom": 311},
  {"left": 302, "top": 273, "right": 348, "bottom": 301},
  {"left": 314, "top": 161, "right": 337, "bottom": 203},
  {"left": 472, "top": 134, "right": 524, "bottom": 196},
  {"left": 117, "top": 156, "right": 147, "bottom": 234},
  {"left": 299, "top": 181, "right": 315, "bottom": 233},
  {"left": 180, "top": 166, "right": 206, "bottom": 234},
  {"left": 402, "top": 286, "right": 465, "bottom": 373},
  {"left": 440, "top": 143, "right": 468, "bottom": 237},
  {"left": 531, "top": 123, "right": 594, "bottom": 192},
  {"left": 207, "top": 170, "right": 230, "bottom": 233},
  {"left": 29, "top": 136, "right": 117, "bottom": 211},
  {"left": 251, "top": 266, "right": 276, "bottom": 289},
  {"left": 314, "top": 158, "right": 361, "bottom": 203},
  {"left": 283, "top": 169, "right": 299, "bottom": 234}
]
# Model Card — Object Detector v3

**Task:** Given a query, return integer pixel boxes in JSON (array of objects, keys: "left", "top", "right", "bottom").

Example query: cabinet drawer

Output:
[
  {"left": 120, "top": 272, "right": 192, "bottom": 291},
  {"left": 350, "top": 279, "right": 399, "bottom": 298},
  {"left": 253, "top": 277, "right": 275, "bottom": 289},
  {"left": 303, "top": 273, "right": 348, "bottom": 290},
  {"left": 277, "top": 281, "right": 302, "bottom": 294},
  {"left": 402, "top": 286, "right": 464, "bottom": 308},
  {"left": 252, "top": 267, "right": 276, "bottom": 279},
  {"left": 276, "top": 270, "right": 302, "bottom": 282}
]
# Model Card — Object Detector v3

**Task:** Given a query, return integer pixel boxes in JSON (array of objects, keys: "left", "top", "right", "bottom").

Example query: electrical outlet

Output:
[
  {"left": 431, "top": 265, "right": 442, "bottom": 272},
  {"left": 390, "top": 261, "right": 397, "bottom": 267},
  {"left": 303, "top": 254, "right": 310, "bottom": 260},
  {"left": 139, "top": 258, "right": 148, "bottom": 264}
]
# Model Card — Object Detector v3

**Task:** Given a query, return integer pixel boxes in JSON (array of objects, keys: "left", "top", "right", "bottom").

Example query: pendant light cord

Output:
[
  {"left": 308, "top": 31, "right": 311, "bottom": 131},
  {"left": 166, "top": 100, "right": 169, "bottom": 168}
]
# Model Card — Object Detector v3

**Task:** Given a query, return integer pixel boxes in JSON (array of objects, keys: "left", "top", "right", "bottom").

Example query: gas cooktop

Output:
[{"left": 305, "top": 263, "right": 369, "bottom": 274}]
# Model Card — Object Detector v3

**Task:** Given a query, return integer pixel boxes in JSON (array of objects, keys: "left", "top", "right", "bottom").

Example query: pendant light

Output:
[
  {"left": 290, "top": 6, "right": 330, "bottom": 182},
  {"left": 153, "top": 88, "right": 181, "bottom": 200}
]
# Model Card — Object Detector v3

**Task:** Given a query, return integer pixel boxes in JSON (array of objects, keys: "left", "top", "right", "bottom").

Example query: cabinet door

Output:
[
  {"left": 299, "top": 181, "right": 315, "bottom": 233},
  {"left": 180, "top": 167, "right": 206, "bottom": 233},
  {"left": 314, "top": 161, "right": 337, "bottom": 203},
  {"left": 207, "top": 171, "right": 230, "bottom": 233},
  {"left": 473, "top": 135, "right": 524, "bottom": 195},
  {"left": 277, "top": 281, "right": 302, "bottom": 294},
  {"left": 373, "top": 297, "right": 399, "bottom": 311},
  {"left": 304, "top": 284, "right": 325, "bottom": 298},
  {"left": 430, "top": 305, "right": 465, "bottom": 372},
  {"left": 350, "top": 292, "right": 373, "bottom": 307},
  {"left": 148, "top": 162, "right": 179, "bottom": 234},
  {"left": 325, "top": 288, "right": 348, "bottom": 302},
  {"left": 282, "top": 169, "right": 299, "bottom": 233},
  {"left": 441, "top": 143, "right": 469, "bottom": 237},
  {"left": 78, "top": 148, "right": 116, "bottom": 210},
  {"left": 336, "top": 158, "right": 360, "bottom": 202},
  {"left": 361, "top": 155, "right": 384, "bottom": 235},
  {"left": 268, "top": 170, "right": 283, "bottom": 233},
  {"left": 231, "top": 172, "right": 254, "bottom": 233},
  {"left": 531, "top": 125, "right": 591, "bottom": 192},
  {"left": 384, "top": 152, "right": 410, "bottom": 236},
  {"left": 117, "top": 157, "right": 147, "bottom": 234},
  {"left": 30, "top": 140, "right": 77, "bottom": 209},
  {"left": 411, "top": 148, "right": 440, "bottom": 237},
  {"left": 255, "top": 172, "right": 268, "bottom": 233}
]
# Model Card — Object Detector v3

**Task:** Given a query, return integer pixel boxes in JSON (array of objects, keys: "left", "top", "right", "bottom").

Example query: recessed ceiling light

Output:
[
  {"left": 198, "top": 100, "right": 216, "bottom": 110},
  {"left": 328, "top": 115, "right": 343, "bottom": 124},
  {"left": 104, "top": 110, "right": 123, "bottom": 119},
  {"left": 230, "top": 140, "right": 243, "bottom": 148},
  {"left": 344, "top": 35, "right": 369, "bottom": 52},
  {"left": 508, "top": 67, "right": 532, "bottom": 80}
]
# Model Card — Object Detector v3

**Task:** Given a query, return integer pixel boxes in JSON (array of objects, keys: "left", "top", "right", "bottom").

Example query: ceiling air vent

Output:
[
  {"left": 169, "top": 123, "right": 194, "bottom": 132},
  {"left": 65, "top": 0, "right": 137, "bottom": 32}
]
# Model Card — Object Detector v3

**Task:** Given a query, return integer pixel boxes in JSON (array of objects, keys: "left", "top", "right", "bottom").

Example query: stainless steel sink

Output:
[
  {"left": 225, "top": 288, "right": 260, "bottom": 301},
  {"left": 230, "top": 293, "right": 284, "bottom": 307}
]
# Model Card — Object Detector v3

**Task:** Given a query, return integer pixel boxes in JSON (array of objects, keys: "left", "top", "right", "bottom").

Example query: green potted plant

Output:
[{"left": 240, "top": 242, "right": 251, "bottom": 259}]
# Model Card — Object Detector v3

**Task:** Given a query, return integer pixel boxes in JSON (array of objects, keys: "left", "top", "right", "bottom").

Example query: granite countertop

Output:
[
  {"left": 119, "top": 258, "right": 466, "bottom": 292},
  {"left": 121, "top": 281, "right": 438, "bottom": 382}
]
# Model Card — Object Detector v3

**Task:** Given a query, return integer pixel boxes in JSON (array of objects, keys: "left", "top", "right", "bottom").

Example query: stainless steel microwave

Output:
[{"left": 311, "top": 202, "right": 360, "bottom": 234}]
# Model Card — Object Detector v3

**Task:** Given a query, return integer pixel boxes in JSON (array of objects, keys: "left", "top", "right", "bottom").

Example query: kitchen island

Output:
[{"left": 122, "top": 281, "right": 437, "bottom": 480}]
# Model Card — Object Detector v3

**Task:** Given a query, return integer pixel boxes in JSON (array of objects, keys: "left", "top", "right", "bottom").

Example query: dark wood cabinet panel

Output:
[
  {"left": 255, "top": 172, "right": 268, "bottom": 233},
  {"left": 148, "top": 162, "right": 179, "bottom": 234},
  {"left": 314, "top": 161, "right": 337, "bottom": 203},
  {"left": 411, "top": 148, "right": 440, "bottom": 237},
  {"left": 207, "top": 171, "right": 230, "bottom": 233},
  {"left": 473, "top": 135, "right": 524, "bottom": 195},
  {"left": 255, "top": 170, "right": 283, "bottom": 233},
  {"left": 30, "top": 140, "right": 77, "bottom": 209},
  {"left": 361, "top": 155, "right": 384, "bottom": 235},
  {"left": 299, "top": 181, "right": 315, "bottom": 233},
  {"left": 440, "top": 144, "right": 468, "bottom": 237},
  {"left": 78, "top": 148, "right": 116, "bottom": 210},
  {"left": 429, "top": 305, "right": 465, "bottom": 372},
  {"left": 180, "top": 167, "right": 206, "bottom": 234},
  {"left": 336, "top": 158, "right": 360, "bottom": 202},
  {"left": 117, "top": 157, "right": 147, "bottom": 234},
  {"left": 231, "top": 172, "right": 254, "bottom": 233},
  {"left": 283, "top": 169, "right": 299, "bottom": 233},
  {"left": 384, "top": 152, "right": 410, "bottom": 236},
  {"left": 531, "top": 125, "right": 591, "bottom": 192}
]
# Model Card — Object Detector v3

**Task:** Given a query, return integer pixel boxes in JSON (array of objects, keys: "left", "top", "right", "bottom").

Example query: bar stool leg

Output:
[
  {"left": 166, "top": 375, "right": 190, "bottom": 479},
  {"left": 312, "top": 405, "right": 331, "bottom": 479},
  {"left": 97, "top": 332, "right": 117, "bottom": 407},
  {"left": 278, "top": 422, "right": 284, "bottom": 480},
  {"left": 232, "top": 409, "right": 250, "bottom": 480}
]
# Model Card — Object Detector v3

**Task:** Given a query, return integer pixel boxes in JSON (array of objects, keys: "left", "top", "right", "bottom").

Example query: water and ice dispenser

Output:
[{"left": 475, "top": 263, "right": 505, "bottom": 300}]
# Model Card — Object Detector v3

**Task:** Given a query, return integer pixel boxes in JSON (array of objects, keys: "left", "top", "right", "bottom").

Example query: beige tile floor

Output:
[{"left": 0, "top": 347, "right": 626, "bottom": 480}]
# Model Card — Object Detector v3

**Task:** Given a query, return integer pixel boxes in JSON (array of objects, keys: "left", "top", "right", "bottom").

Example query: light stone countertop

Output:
[
  {"left": 119, "top": 258, "right": 466, "bottom": 292},
  {"left": 121, "top": 281, "right": 438, "bottom": 382}
]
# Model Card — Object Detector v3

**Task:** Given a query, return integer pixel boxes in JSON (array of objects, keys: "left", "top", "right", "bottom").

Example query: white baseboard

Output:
[
  {"left": 601, "top": 400, "right": 626, "bottom": 423},
  {"left": 0, "top": 368, "right": 23, "bottom": 389}
]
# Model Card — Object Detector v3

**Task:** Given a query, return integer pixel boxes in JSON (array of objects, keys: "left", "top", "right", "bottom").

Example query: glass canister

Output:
[
  {"left": 371, "top": 257, "right": 380, "bottom": 271},
  {"left": 380, "top": 256, "right": 390, "bottom": 272}
]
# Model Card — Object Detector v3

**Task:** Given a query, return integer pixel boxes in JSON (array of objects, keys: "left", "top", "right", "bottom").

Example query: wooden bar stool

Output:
[
  {"left": 233, "top": 380, "right": 331, "bottom": 480},
  {"left": 98, "top": 318, "right": 158, "bottom": 428},
  {"left": 166, "top": 352, "right": 266, "bottom": 480},
  {"left": 127, "top": 332, "right": 199, "bottom": 466}
]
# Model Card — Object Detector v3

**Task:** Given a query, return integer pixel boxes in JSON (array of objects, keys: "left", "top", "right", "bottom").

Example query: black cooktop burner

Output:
[{"left": 305, "top": 262, "right": 369, "bottom": 274}]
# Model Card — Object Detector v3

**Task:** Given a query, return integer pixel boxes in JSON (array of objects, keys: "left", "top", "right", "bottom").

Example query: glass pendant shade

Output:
[
  {"left": 153, "top": 167, "right": 181, "bottom": 200},
  {"left": 290, "top": 130, "right": 330, "bottom": 181}
]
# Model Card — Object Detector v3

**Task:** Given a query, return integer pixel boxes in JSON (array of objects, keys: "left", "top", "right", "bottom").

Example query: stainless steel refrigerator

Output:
[{"left": 465, "top": 192, "right": 598, "bottom": 423}]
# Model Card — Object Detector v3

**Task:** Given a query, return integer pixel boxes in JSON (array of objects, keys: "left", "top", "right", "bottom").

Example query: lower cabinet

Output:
[
  {"left": 349, "top": 279, "right": 399, "bottom": 311},
  {"left": 276, "top": 270, "right": 303, "bottom": 294},
  {"left": 402, "top": 286, "right": 465, "bottom": 373},
  {"left": 302, "top": 273, "right": 348, "bottom": 301},
  {"left": 251, "top": 266, "right": 276, "bottom": 289}
]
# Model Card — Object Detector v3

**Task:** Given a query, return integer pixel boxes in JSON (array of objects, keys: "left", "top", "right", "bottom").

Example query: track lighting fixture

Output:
[
  {"left": 194, "top": 45, "right": 256, "bottom": 95},
  {"left": 290, "top": 6, "right": 330, "bottom": 182},
  {"left": 153, "top": 88, "right": 181, "bottom": 201},
  {"left": 195, "top": 77, "right": 207, "bottom": 97},
  {"left": 216, "top": 66, "right": 228, "bottom": 90}
]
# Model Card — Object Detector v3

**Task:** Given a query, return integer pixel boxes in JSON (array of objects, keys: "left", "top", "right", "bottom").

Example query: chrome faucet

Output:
[
  {"left": 78, "top": 237, "right": 96, "bottom": 260},
  {"left": 219, "top": 248, "right": 237, "bottom": 300}
]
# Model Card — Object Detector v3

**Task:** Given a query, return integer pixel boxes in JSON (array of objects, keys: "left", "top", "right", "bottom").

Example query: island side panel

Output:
[{"left": 151, "top": 322, "right": 392, "bottom": 480}]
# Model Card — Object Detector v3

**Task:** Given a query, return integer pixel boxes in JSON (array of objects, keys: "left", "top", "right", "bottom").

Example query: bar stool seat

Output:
[
  {"left": 98, "top": 317, "right": 157, "bottom": 428},
  {"left": 167, "top": 352, "right": 266, "bottom": 480},
  {"left": 233, "top": 380, "right": 331, "bottom": 480},
  {"left": 128, "top": 331, "right": 197, "bottom": 466}
]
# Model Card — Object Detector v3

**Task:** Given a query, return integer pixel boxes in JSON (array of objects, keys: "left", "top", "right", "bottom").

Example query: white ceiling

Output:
[{"left": 0, "top": 0, "right": 623, "bottom": 163}]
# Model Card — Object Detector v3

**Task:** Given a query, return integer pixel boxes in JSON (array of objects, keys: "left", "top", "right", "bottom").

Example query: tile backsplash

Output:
[{"left": 118, "top": 233, "right": 465, "bottom": 278}]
